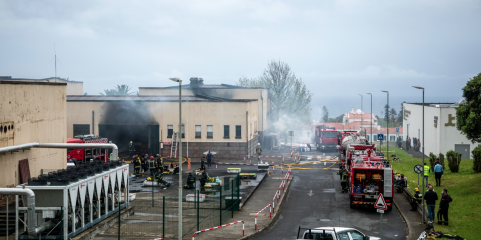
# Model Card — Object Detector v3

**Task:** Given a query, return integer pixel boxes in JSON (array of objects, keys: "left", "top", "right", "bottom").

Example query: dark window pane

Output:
[
  {"left": 195, "top": 125, "right": 201, "bottom": 138},
  {"left": 224, "top": 125, "right": 229, "bottom": 138},
  {"left": 73, "top": 124, "right": 90, "bottom": 136},
  {"left": 207, "top": 125, "right": 213, "bottom": 138},
  {"left": 167, "top": 125, "right": 173, "bottom": 138},
  {"left": 235, "top": 125, "right": 241, "bottom": 138}
]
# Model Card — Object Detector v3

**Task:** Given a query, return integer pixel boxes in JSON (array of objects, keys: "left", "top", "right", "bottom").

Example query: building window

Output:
[
  {"left": 73, "top": 124, "right": 90, "bottom": 137},
  {"left": 235, "top": 125, "right": 241, "bottom": 139},
  {"left": 224, "top": 125, "right": 229, "bottom": 138},
  {"left": 167, "top": 125, "right": 173, "bottom": 138},
  {"left": 195, "top": 125, "right": 201, "bottom": 138},
  {"left": 373, "top": 135, "right": 378, "bottom": 141},
  {"left": 207, "top": 125, "right": 213, "bottom": 138},
  {"left": 181, "top": 125, "right": 185, "bottom": 138}
]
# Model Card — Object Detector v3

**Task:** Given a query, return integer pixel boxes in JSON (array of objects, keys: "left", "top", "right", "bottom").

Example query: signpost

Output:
[
  {"left": 378, "top": 134, "right": 384, "bottom": 154},
  {"left": 414, "top": 164, "right": 423, "bottom": 189},
  {"left": 375, "top": 193, "right": 387, "bottom": 239}
]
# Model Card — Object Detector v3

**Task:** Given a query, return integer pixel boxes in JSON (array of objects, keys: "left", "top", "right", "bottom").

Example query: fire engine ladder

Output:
[{"left": 170, "top": 132, "right": 179, "bottom": 158}]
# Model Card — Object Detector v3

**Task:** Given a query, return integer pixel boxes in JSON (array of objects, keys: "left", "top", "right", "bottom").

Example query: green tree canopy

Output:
[
  {"left": 456, "top": 73, "right": 481, "bottom": 143},
  {"left": 236, "top": 60, "right": 312, "bottom": 126}
]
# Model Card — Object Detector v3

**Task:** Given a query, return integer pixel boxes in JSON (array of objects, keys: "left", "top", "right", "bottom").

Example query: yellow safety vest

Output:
[{"left": 424, "top": 165, "right": 430, "bottom": 175}]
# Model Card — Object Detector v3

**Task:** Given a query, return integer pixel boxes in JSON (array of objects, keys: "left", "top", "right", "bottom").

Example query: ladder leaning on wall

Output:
[{"left": 170, "top": 132, "right": 179, "bottom": 158}]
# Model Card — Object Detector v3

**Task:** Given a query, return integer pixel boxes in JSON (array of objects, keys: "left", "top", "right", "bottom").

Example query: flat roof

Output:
[
  {"left": 0, "top": 80, "right": 67, "bottom": 86},
  {"left": 140, "top": 83, "right": 267, "bottom": 90},
  {"left": 0, "top": 76, "right": 83, "bottom": 83},
  {"left": 406, "top": 102, "right": 455, "bottom": 106},
  {"left": 67, "top": 94, "right": 257, "bottom": 102}
]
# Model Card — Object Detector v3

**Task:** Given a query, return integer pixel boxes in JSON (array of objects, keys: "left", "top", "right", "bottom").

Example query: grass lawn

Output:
[{"left": 379, "top": 145, "right": 481, "bottom": 239}]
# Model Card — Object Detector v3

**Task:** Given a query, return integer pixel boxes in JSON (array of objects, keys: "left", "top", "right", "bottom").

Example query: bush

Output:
[
  {"left": 446, "top": 150, "right": 462, "bottom": 173},
  {"left": 429, "top": 152, "right": 437, "bottom": 169},
  {"left": 472, "top": 146, "right": 481, "bottom": 173},
  {"left": 438, "top": 153, "right": 445, "bottom": 169}
]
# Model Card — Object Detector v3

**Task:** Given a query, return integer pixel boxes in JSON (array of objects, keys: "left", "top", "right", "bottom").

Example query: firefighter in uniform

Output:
[
  {"left": 256, "top": 143, "right": 262, "bottom": 161},
  {"left": 129, "top": 141, "right": 135, "bottom": 158},
  {"left": 155, "top": 155, "right": 163, "bottom": 172},
  {"left": 148, "top": 156, "right": 157, "bottom": 176},
  {"left": 133, "top": 154, "right": 142, "bottom": 177},
  {"left": 184, "top": 173, "right": 196, "bottom": 189},
  {"left": 410, "top": 188, "right": 423, "bottom": 211},
  {"left": 337, "top": 166, "right": 348, "bottom": 193}
]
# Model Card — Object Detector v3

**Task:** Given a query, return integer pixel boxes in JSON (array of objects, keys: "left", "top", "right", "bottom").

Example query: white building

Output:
[{"left": 403, "top": 102, "right": 478, "bottom": 159}]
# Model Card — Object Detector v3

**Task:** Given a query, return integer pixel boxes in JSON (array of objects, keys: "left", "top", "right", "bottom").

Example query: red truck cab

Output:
[
  {"left": 315, "top": 125, "right": 339, "bottom": 152},
  {"left": 67, "top": 135, "right": 109, "bottom": 164}
]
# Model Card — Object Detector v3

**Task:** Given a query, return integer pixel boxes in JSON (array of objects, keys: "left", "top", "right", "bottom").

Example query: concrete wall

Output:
[
  {"left": 139, "top": 87, "right": 269, "bottom": 134},
  {"left": 403, "top": 103, "right": 477, "bottom": 159},
  {"left": 0, "top": 82, "right": 67, "bottom": 187},
  {"left": 65, "top": 81, "right": 83, "bottom": 95}
]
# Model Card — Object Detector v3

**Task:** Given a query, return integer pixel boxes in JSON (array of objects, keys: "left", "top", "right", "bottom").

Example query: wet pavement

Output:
[{"left": 250, "top": 152, "right": 407, "bottom": 240}]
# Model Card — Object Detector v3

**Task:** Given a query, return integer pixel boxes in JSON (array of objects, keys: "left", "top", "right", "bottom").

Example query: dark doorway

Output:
[{"left": 99, "top": 124, "right": 159, "bottom": 157}]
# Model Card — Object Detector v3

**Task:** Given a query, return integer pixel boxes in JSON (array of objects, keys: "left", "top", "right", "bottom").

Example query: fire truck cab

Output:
[
  {"left": 348, "top": 156, "right": 393, "bottom": 211},
  {"left": 67, "top": 135, "right": 109, "bottom": 164},
  {"left": 315, "top": 125, "right": 340, "bottom": 152}
]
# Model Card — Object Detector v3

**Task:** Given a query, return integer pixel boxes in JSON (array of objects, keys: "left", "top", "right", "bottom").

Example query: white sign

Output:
[
  {"left": 374, "top": 193, "right": 387, "bottom": 210},
  {"left": 377, "top": 209, "right": 384, "bottom": 213}
]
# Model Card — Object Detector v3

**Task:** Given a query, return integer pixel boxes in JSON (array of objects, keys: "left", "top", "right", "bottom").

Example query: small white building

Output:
[{"left": 403, "top": 102, "right": 478, "bottom": 159}]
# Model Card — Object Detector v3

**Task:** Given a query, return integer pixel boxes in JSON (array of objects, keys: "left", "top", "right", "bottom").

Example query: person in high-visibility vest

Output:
[
  {"left": 424, "top": 163, "right": 430, "bottom": 187},
  {"left": 148, "top": 156, "right": 157, "bottom": 176},
  {"left": 337, "top": 166, "right": 348, "bottom": 193}
]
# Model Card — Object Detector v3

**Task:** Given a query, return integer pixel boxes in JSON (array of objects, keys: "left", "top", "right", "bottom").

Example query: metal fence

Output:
[{"left": 117, "top": 174, "right": 240, "bottom": 240}]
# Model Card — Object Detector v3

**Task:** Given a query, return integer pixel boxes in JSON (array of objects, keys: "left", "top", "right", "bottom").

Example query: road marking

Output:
[{"left": 307, "top": 190, "right": 314, "bottom": 196}]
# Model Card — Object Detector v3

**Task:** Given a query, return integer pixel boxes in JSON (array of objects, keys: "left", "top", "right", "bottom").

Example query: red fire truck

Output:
[
  {"left": 67, "top": 135, "right": 109, "bottom": 164},
  {"left": 348, "top": 156, "right": 393, "bottom": 211},
  {"left": 315, "top": 125, "right": 339, "bottom": 152}
]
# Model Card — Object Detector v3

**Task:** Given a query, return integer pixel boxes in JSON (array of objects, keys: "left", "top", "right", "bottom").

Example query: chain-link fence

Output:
[{"left": 115, "top": 174, "right": 240, "bottom": 240}]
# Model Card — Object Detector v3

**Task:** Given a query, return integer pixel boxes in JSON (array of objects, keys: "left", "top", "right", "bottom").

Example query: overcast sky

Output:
[{"left": 1, "top": 0, "right": 480, "bottom": 117}]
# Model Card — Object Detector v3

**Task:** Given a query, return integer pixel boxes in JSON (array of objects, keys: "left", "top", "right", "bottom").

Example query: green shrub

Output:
[
  {"left": 472, "top": 146, "right": 481, "bottom": 173},
  {"left": 446, "top": 150, "right": 462, "bottom": 173},
  {"left": 438, "top": 153, "right": 445, "bottom": 169},
  {"left": 429, "top": 152, "right": 437, "bottom": 169}
]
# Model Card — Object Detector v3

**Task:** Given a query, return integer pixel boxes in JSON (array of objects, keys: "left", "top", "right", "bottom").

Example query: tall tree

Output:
[
  {"left": 456, "top": 73, "right": 481, "bottom": 143},
  {"left": 383, "top": 104, "right": 390, "bottom": 125},
  {"left": 390, "top": 108, "right": 397, "bottom": 125},
  {"left": 99, "top": 85, "right": 134, "bottom": 95},
  {"left": 236, "top": 60, "right": 312, "bottom": 124},
  {"left": 322, "top": 106, "right": 329, "bottom": 122},
  {"left": 397, "top": 101, "right": 405, "bottom": 123},
  {"left": 335, "top": 114, "right": 344, "bottom": 123}
]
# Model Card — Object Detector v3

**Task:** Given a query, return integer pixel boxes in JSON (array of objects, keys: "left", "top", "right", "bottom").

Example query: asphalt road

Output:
[{"left": 250, "top": 151, "right": 407, "bottom": 240}]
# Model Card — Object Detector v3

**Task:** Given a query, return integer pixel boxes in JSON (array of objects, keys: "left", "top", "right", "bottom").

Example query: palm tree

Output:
[{"left": 99, "top": 85, "right": 134, "bottom": 95}]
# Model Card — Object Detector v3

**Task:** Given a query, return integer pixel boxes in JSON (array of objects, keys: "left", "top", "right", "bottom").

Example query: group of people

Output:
[
  {"left": 424, "top": 184, "right": 452, "bottom": 225},
  {"left": 424, "top": 159, "right": 444, "bottom": 187},
  {"left": 405, "top": 136, "right": 421, "bottom": 151},
  {"left": 132, "top": 153, "right": 179, "bottom": 177}
]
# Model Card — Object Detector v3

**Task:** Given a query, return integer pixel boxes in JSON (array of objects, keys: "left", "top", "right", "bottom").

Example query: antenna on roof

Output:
[{"left": 49, "top": 44, "right": 61, "bottom": 80}]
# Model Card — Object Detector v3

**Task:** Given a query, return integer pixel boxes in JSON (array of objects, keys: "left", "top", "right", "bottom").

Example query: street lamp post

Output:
[
  {"left": 413, "top": 86, "right": 425, "bottom": 224},
  {"left": 367, "top": 93, "right": 372, "bottom": 144},
  {"left": 170, "top": 77, "right": 183, "bottom": 239},
  {"left": 359, "top": 94, "right": 363, "bottom": 136},
  {"left": 381, "top": 91, "right": 389, "bottom": 161}
]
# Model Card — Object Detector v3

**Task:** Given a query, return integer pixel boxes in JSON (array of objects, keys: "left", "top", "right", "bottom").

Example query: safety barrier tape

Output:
[
  {"left": 192, "top": 220, "right": 244, "bottom": 240},
  {"left": 245, "top": 155, "right": 284, "bottom": 158},
  {"left": 255, "top": 204, "right": 272, "bottom": 231},
  {"left": 352, "top": 201, "right": 392, "bottom": 206}
]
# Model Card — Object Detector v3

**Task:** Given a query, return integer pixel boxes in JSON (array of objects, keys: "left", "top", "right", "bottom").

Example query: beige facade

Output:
[
  {"left": 0, "top": 76, "right": 83, "bottom": 95},
  {"left": 0, "top": 81, "right": 67, "bottom": 187},
  {"left": 139, "top": 84, "right": 269, "bottom": 134},
  {"left": 66, "top": 95, "right": 260, "bottom": 158}
]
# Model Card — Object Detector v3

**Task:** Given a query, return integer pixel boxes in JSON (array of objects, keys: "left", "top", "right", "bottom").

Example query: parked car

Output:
[{"left": 297, "top": 227, "right": 380, "bottom": 240}]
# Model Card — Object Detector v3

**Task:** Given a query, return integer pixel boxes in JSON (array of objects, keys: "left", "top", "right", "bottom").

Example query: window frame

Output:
[
  {"left": 167, "top": 125, "right": 173, "bottom": 138},
  {"left": 235, "top": 125, "right": 241, "bottom": 139},
  {"left": 224, "top": 125, "right": 230, "bottom": 139},
  {"left": 207, "top": 125, "right": 213, "bottom": 138},
  {"left": 195, "top": 125, "right": 201, "bottom": 138},
  {"left": 73, "top": 124, "right": 90, "bottom": 137}
]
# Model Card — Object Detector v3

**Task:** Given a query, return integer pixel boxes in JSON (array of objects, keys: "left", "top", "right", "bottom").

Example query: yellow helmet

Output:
[
  {"left": 397, "top": 174, "right": 401, "bottom": 177},
  {"left": 415, "top": 188, "right": 419, "bottom": 191},
  {"left": 147, "top": 177, "right": 152, "bottom": 181}
]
